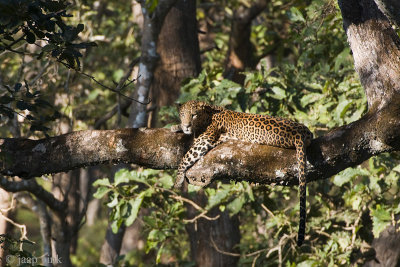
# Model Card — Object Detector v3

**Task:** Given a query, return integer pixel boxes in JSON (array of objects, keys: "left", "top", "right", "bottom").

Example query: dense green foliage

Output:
[{"left": 2, "top": 0, "right": 400, "bottom": 266}]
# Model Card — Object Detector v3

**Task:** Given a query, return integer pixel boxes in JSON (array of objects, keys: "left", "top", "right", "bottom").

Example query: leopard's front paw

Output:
[
  {"left": 174, "top": 172, "right": 185, "bottom": 190},
  {"left": 187, "top": 175, "right": 212, "bottom": 187},
  {"left": 170, "top": 124, "right": 182, "bottom": 133}
]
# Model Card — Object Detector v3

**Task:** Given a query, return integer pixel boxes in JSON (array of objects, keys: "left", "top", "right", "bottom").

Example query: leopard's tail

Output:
[{"left": 296, "top": 140, "right": 307, "bottom": 246}]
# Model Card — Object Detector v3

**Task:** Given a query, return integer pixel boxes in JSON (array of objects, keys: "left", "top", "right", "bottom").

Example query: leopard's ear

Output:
[{"left": 175, "top": 102, "right": 182, "bottom": 111}]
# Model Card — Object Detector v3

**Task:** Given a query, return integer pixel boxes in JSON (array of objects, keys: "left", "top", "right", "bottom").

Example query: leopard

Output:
[{"left": 171, "top": 100, "right": 313, "bottom": 246}]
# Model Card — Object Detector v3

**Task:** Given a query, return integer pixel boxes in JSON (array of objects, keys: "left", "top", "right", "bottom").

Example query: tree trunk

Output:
[
  {"left": 150, "top": 1, "right": 240, "bottom": 265},
  {"left": 338, "top": 0, "right": 400, "bottom": 111},
  {"left": 51, "top": 170, "right": 80, "bottom": 267},
  {"left": 364, "top": 218, "right": 400, "bottom": 266},
  {"left": 186, "top": 191, "right": 240, "bottom": 267},
  {"left": 224, "top": 0, "right": 268, "bottom": 84},
  {"left": 338, "top": 0, "right": 400, "bottom": 264},
  {"left": 373, "top": 0, "right": 400, "bottom": 27},
  {"left": 128, "top": 0, "right": 177, "bottom": 128},
  {"left": 0, "top": 188, "right": 10, "bottom": 267},
  {"left": 150, "top": 0, "right": 201, "bottom": 123},
  {"left": 99, "top": 223, "right": 126, "bottom": 265}
]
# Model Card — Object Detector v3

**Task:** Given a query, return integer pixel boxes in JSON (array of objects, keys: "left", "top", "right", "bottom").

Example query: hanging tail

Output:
[{"left": 296, "top": 141, "right": 307, "bottom": 246}]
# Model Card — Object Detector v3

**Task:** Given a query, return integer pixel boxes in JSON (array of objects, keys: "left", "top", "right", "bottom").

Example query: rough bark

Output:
[
  {"left": 1, "top": 102, "right": 400, "bottom": 184},
  {"left": 99, "top": 224, "right": 126, "bottom": 265},
  {"left": 364, "top": 220, "right": 400, "bottom": 267},
  {"left": 151, "top": 0, "right": 201, "bottom": 111},
  {"left": 186, "top": 191, "right": 240, "bottom": 267},
  {"left": 0, "top": 188, "right": 10, "bottom": 267},
  {"left": 338, "top": 0, "right": 400, "bottom": 264},
  {"left": 0, "top": 128, "right": 189, "bottom": 178},
  {"left": 373, "top": 0, "right": 400, "bottom": 27},
  {"left": 128, "top": 0, "right": 178, "bottom": 128},
  {"left": 339, "top": 0, "right": 400, "bottom": 111},
  {"left": 224, "top": 0, "right": 269, "bottom": 84},
  {"left": 1, "top": 0, "right": 400, "bottom": 265}
]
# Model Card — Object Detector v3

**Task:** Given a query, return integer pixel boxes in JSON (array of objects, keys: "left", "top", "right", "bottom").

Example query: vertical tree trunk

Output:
[
  {"left": 150, "top": 0, "right": 201, "bottom": 115},
  {"left": 99, "top": 224, "right": 126, "bottom": 265},
  {"left": 0, "top": 188, "right": 10, "bottom": 267},
  {"left": 186, "top": 192, "right": 240, "bottom": 267},
  {"left": 150, "top": 1, "right": 241, "bottom": 265},
  {"left": 51, "top": 170, "right": 81, "bottom": 267},
  {"left": 338, "top": 0, "right": 400, "bottom": 265},
  {"left": 224, "top": 0, "right": 268, "bottom": 84},
  {"left": 128, "top": 0, "right": 177, "bottom": 128}
]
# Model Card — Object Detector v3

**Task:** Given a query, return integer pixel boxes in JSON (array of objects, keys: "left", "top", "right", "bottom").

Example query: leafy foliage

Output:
[
  {"left": 0, "top": 0, "right": 96, "bottom": 69},
  {"left": 0, "top": 81, "right": 60, "bottom": 135},
  {"left": 93, "top": 169, "right": 189, "bottom": 264}
]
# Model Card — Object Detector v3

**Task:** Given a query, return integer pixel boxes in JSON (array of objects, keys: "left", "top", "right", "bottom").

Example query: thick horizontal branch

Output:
[
  {"left": 0, "top": 128, "right": 191, "bottom": 178},
  {"left": 1, "top": 100, "right": 399, "bottom": 186}
]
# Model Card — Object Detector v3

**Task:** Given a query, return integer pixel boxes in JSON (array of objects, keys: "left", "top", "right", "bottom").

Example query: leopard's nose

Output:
[{"left": 182, "top": 124, "right": 192, "bottom": 134}]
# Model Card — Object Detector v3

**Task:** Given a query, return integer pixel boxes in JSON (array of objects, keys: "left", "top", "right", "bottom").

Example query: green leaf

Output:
[
  {"left": 93, "top": 178, "right": 111, "bottom": 187},
  {"left": 93, "top": 186, "right": 111, "bottom": 199},
  {"left": 42, "top": 44, "right": 57, "bottom": 53},
  {"left": 156, "top": 243, "right": 164, "bottom": 264},
  {"left": 111, "top": 219, "right": 123, "bottom": 234},
  {"left": 300, "top": 93, "right": 323, "bottom": 107},
  {"left": 158, "top": 174, "right": 173, "bottom": 189},
  {"left": 335, "top": 99, "right": 352, "bottom": 119},
  {"left": 76, "top": 23, "right": 84, "bottom": 33},
  {"left": 333, "top": 168, "right": 369, "bottom": 187},
  {"left": 227, "top": 194, "right": 245, "bottom": 215},
  {"left": 334, "top": 48, "right": 351, "bottom": 72},
  {"left": 125, "top": 192, "right": 145, "bottom": 226},
  {"left": 207, "top": 187, "right": 231, "bottom": 209},
  {"left": 271, "top": 86, "right": 286, "bottom": 100},
  {"left": 26, "top": 31, "right": 36, "bottom": 44},
  {"left": 0, "top": 95, "right": 13, "bottom": 104},
  {"left": 114, "top": 169, "right": 131, "bottom": 186},
  {"left": 107, "top": 196, "right": 119, "bottom": 208},
  {"left": 148, "top": 229, "right": 167, "bottom": 242},
  {"left": 16, "top": 100, "right": 30, "bottom": 110},
  {"left": 371, "top": 205, "right": 391, "bottom": 238},
  {"left": 288, "top": 7, "right": 305, "bottom": 22},
  {"left": 14, "top": 83, "right": 22, "bottom": 92}
]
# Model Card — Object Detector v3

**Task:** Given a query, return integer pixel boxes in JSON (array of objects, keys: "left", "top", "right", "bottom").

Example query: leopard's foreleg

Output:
[{"left": 174, "top": 128, "right": 221, "bottom": 189}]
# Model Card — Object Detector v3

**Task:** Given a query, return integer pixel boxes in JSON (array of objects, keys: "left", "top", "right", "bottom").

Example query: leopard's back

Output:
[{"left": 212, "top": 110, "right": 313, "bottom": 148}]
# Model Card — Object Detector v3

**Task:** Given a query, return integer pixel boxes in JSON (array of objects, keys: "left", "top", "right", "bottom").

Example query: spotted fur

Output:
[{"left": 172, "top": 100, "right": 313, "bottom": 246}]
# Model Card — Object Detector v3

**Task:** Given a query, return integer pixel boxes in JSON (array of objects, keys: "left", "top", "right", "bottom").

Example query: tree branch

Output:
[
  {"left": 1, "top": 101, "right": 399, "bottom": 186},
  {"left": 0, "top": 177, "right": 66, "bottom": 212}
]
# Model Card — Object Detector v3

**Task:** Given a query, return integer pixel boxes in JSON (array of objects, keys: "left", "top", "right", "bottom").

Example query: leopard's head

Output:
[{"left": 178, "top": 100, "right": 214, "bottom": 135}]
